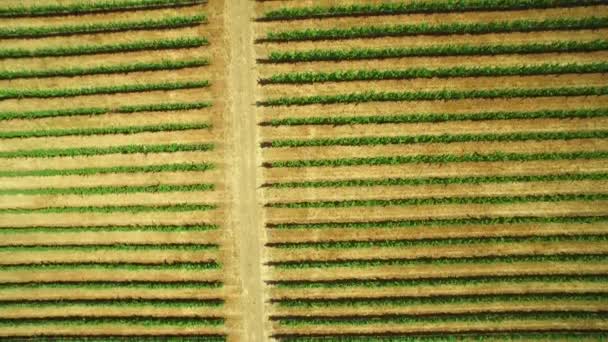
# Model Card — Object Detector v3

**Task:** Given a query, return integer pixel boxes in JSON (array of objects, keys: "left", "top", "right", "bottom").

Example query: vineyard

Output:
[
  {"left": 0, "top": 0, "right": 236, "bottom": 340},
  {"left": 0, "top": 0, "right": 607, "bottom": 341},
  {"left": 255, "top": 0, "right": 608, "bottom": 341}
]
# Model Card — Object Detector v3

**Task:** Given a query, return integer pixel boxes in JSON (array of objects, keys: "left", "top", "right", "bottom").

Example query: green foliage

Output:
[
  {"left": 0, "top": 183, "right": 214, "bottom": 196},
  {"left": 268, "top": 130, "right": 608, "bottom": 148},
  {"left": 0, "top": 224, "right": 218, "bottom": 234},
  {"left": 0, "top": 59, "right": 209, "bottom": 80},
  {"left": 270, "top": 254, "right": 608, "bottom": 269},
  {"left": 0, "top": 15, "right": 205, "bottom": 39},
  {"left": 259, "top": 0, "right": 601, "bottom": 21},
  {"left": 0, "top": 280, "right": 222, "bottom": 289},
  {"left": 0, "top": 316, "right": 223, "bottom": 327},
  {"left": 0, "top": 261, "right": 220, "bottom": 271},
  {"left": 276, "top": 293, "right": 608, "bottom": 308},
  {"left": 0, "top": 143, "right": 213, "bottom": 159},
  {"left": 268, "top": 172, "right": 608, "bottom": 188},
  {"left": 275, "top": 311, "right": 605, "bottom": 326},
  {"left": 262, "top": 62, "right": 608, "bottom": 84},
  {"left": 0, "top": 122, "right": 210, "bottom": 139},
  {"left": 0, "top": 80, "right": 209, "bottom": 100},
  {"left": 0, "top": 203, "right": 217, "bottom": 214},
  {"left": 0, "top": 37, "right": 207, "bottom": 59},
  {"left": 0, "top": 162, "right": 214, "bottom": 178},
  {"left": 0, "top": 243, "right": 217, "bottom": 252},
  {"left": 267, "top": 151, "right": 608, "bottom": 168},
  {"left": 0, "top": 101, "right": 212, "bottom": 121},
  {"left": 272, "top": 274, "right": 608, "bottom": 288},
  {"left": 264, "top": 39, "right": 608, "bottom": 63},
  {"left": 0, "top": 298, "right": 223, "bottom": 308},
  {"left": 268, "top": 215, "right": 608, "bottom": 230},
  {"left": 0, "top": 0, "right": 205, "bottom": 17},
  {"left": 258, "top": 86, "right": 608, "bottom": 107},
  {"left": 264, "top": 17, "right": 608, "bottom": 42},
  {"left": 278, "top": 332, "right": 608, "bottom": 342},
  {"left": 268, "top": 193, "right": 608, "bottom": 209},
  {"left": 269, "top": 234, "right": 608, "bottom": 250},
  {"left": 263, "top": 108, "right": 608, "bottom": 126}
]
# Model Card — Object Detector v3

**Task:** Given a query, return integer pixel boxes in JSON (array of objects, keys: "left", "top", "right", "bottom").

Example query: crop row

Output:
[
  {"left": 0, "top": 0, "right": 205, "bottom": 18},
  {"left": 1, "top": 122, "right": 210, "bottom": 140},
  {"left": 0, "top": 14, "right": 205, "bottom": 39},
  {"left": 0, "top": 280, "right": 222, "bottom": 290},
  {"left": 267, "top": 193, "right": 608, "bottom": 209},
  {"left": 0, "top": 80, "right": 209, "bottom": 100},
  {"left": 0, "top": 162, "right": 215, "bottom": 178},
  {"left": 268, "top": 234, "right": 608, "bottom": 249},
  {"left": 0, "top": 261, "right": 219, "bottom": 271},
  {"left": 261, "top": 108, "right": 608, "bottom": 126},
  {"left": 273, "top": 312, "right": 605, "bottom": 327},
  {"left": 0, "top": 316, "right": 223, "bottom": 326},
  {"left": 0, "top": 183, "right": 214, "bottom": 196},
  {"left": 270, "top": 274, "right": 608, "bottom": 289},
  {"left": 266, "top": 172, "right": 608, "bottom": 189},
  {"left": 266, "top": 151, "right": 608, "bottom": 168},
  {"left": 265, "top": 130, "right": 608, "bottom": 148},
  {"left": 262, "top": 17, "right": 608, "bottom": 42},
  {"left": 261, "top": 63, "right": 608, "bottom": 84},
  {"left": 0, "top": 143, "right": 213, "bottom": 159},
  {"left": 276, "top": 333, "right": 608, "bottom": 342},
  {"left": 0, "top": 224, "right": 218, "bottom": 234},
  {"left": 275, "top": 293, "right": 607, "bottom": 308},
  {"left": 0, "top": 37, "right": 207, "bottom": 59},
  {"left": 16, "top": 337, "right": 225, "bottom": 342},
  {"left": 263, "top": 39, "right": 608, "bottom": 63},
  {"left": 258, "top": 0, "right": 603, "bottom": 21},
  {"left": 258, "top": 86, "right": 608, "bottom": 107},
  {"left": 0, "top": 59, "right": 209, "bottom": 80},
  {"left": 0, "top": 203, "right": 217, "bottom": 214},
  {"left": 0, "top": 299, "right": 223, "bottom": 308},
  {"left": 0, "top": 244, "right": 217, "bottom": 252},
  {"left": 0, "top": 101, "right": 211, "bottom": 121},
  {"left": 269, "top": 253, "right": 608, "bottom": 269}
]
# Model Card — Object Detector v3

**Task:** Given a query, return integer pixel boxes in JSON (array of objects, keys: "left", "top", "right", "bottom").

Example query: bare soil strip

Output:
[
  {"left": 1, "top": 325, "right": 224, "bottom": 337},
  {"left": 259, "top": 74, "right": 608, "bottom": 98},
  {"left": 0, "top": 209, "right": 224, "bottom": 228},
  {"left": 255, "top": 6, "right": 607, "bottom": 33},
  {"left": 258, "top": 51, "right": 608, "bottom": 75},
  {"left": 264, "top": 201, "right": 608, "bottom": 224},
  {"left": 267, "top": 223, "right": 608, "bottom": 244},
  {"left": 255, "top": 30, "right": 608, "bottom": 58},
  {"left": 262, "top": 139, "right": 607, "bottom": 162},
  {"left": 270, "top": 319, "right": 607, "bottom": 335},
  {"left": 260, "top": 118, "right": 608, "bottom": 141},
  {"left": 267, "top": 242, "right": 608, "bottom": 263},
  {"left": 263, "top": 159, "right": 608, "bottom": 183},
  {"left": 263, "top": 180, "right": 608, "bottom": 203},
  {"left": 0, "top": 111, "right": 214, "bottom": 132},
  {"left": 0, "top": 170, "right": 222, "bottom": 190},
  {"left": 0, "top": 268, "right": 224, "bottom": 283},
  {"left": 270, "top": 281, "right": 608, "bottom": 300},
  {"left": 0, "top": 249, "right": 220, "bottom": 265},
  {"left": 270, "top": 261, "right": 608, "bottom": 282},
  {"left": 258, "top": 96, "right": 608, "bottom": 121},
  {"left": 0, "top": 151, "right": 219, "bottom": 172},
  {"left": 0, "top": 287, "right": 224, "bottom": 301},
  {"left": 1, "top": 230, "right": 222, "bottom": 246},
  {"left": 270, "top": 300, "right": 607, "bottom": 317},
  {"left": 1, "top": 305, "right": 225, "bottom": 319}
]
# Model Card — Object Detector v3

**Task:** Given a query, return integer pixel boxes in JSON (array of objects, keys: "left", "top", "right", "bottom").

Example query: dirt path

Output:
[{"left": 226, "top": 0, "right": 265, "bottom": 341}]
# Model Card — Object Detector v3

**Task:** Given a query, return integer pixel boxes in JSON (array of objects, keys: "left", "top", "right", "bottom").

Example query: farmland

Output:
[
  {"left": 255, "top": 0, "right": 608, "bottom": 341},
  {"left": 0, "top": 0, "right": 237, "bottom": 340},
  {"left": 1, "top": 0, "right": 608, "bottom": 340}
]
